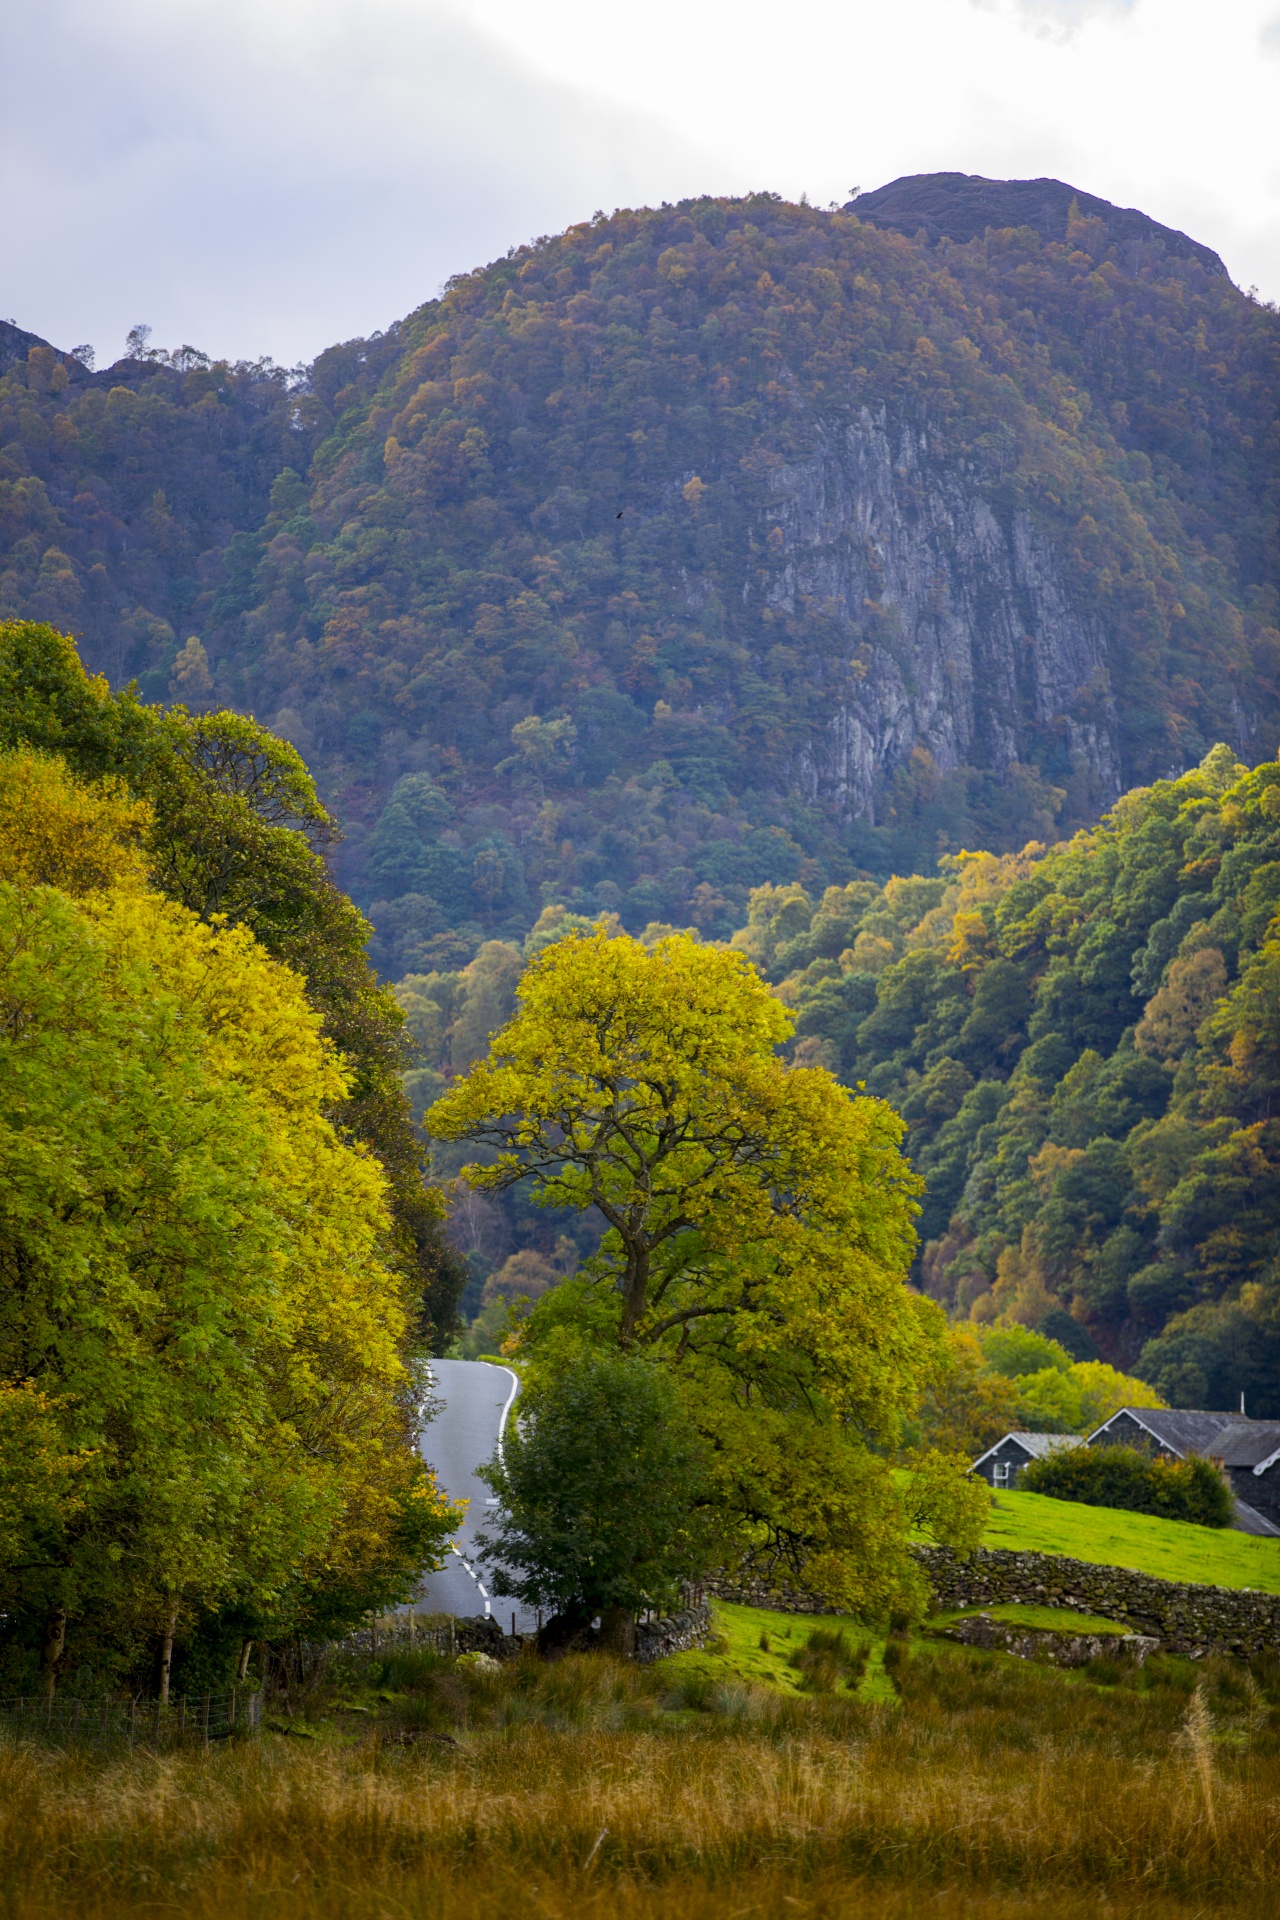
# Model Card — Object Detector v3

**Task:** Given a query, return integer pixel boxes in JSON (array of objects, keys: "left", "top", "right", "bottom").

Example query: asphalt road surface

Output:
[{"left": 412, "top": 1358, "right": 539, "bottom": 1634}]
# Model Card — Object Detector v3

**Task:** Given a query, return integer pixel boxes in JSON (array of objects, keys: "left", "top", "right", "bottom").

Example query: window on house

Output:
[{"left": 993, "top": 1462, "right": 1011, "bottom": 1488}]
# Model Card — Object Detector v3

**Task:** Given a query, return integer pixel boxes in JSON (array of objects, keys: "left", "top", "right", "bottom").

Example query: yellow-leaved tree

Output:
[
  {"left": 0, "top": 751, "right": 459, "bottom": 1693},
  {"left": 429, "top": 928, "right": 987, "bottom": 1617}
]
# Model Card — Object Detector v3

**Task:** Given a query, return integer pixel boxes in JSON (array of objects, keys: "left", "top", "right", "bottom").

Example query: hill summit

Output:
[{"left": 848, "top": 172, "right": 1229, "bottom": 278}]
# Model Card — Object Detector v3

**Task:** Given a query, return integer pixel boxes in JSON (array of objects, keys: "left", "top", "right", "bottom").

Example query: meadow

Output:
[
  {"left": 2, "top": 1615, "right": 1278, "bottom": 1920},
  {"left": 982, "top": 1489, "right": 1280, "bottom": 1590}
]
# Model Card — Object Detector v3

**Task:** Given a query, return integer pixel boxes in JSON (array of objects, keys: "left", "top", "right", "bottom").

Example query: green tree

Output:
[
  {"left": 478, "top": 1353, "right": 709, "bottom": 1648},
  {"left": 0, "top": 621, "right": 466, "bottom": 1348},
  {"left": 0, "top": 748, "right": 460, "bottom": 1686},
  {"left": 430, "top": 927, "right": 986, "bottom": 1615}
]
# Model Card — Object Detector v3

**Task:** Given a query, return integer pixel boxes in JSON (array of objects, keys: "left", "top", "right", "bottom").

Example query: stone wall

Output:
[
  {"left": 634, "top": 1603, "right": 713, "bottom": 1664},
  {"left": 707, "top": 1575, "right": 846, "bottom": 1617},
  {"left": 939, "top": 1614, "right": 1160, "bottom": 1667},
  {"left": 917, "top": 1547, "right": 1280, "bottom": 1659}
]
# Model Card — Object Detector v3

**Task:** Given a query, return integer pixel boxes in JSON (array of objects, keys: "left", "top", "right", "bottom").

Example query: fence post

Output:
[{"left": 202, "top": 1695, "right": 211, "bottom": 1745}]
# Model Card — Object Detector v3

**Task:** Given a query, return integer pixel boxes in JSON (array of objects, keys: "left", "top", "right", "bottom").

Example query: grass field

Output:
[
  {"left": 928, "top": 1601, "right": 1129, "bottom": 1634},
  {"left": 982, "top": 1488, "right": 1280, "bottom": 1590},
  {"left": 2, "top": 1633, "right": 1278, "bottom": 1920}
]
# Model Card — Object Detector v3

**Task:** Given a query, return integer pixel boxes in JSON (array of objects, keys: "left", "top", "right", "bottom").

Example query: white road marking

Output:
[{"left": 494, "top": 1364, "right": 519, "bottom": 1459}]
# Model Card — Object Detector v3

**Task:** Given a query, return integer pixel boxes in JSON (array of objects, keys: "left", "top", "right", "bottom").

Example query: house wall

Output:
[
  {"left": 971, "top": 1437, "right": 1035, "bottom": 1489},
  {"left": 1088, "top": 1412, "right": 1160, "bottom": 1454}
]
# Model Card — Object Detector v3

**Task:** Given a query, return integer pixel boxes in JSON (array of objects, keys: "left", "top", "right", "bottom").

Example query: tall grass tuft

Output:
[{"left": 1184, "top": 1683, "right": 1217, "bottom": 1836}]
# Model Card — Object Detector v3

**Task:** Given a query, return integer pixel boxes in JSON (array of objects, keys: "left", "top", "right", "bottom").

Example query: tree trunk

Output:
[
  {"left": 236, "top": 1639, "right": 253, "bottom": 1682},
  {"left": 156, "top": 1604, "right": 177, "bottom": 1705},
  {"left": 599, "top": 1606, "right": 636, "bottom": 1658},
  {"left": 618, "top": 1240, "right": 650, "bottom": 1344},
  {"left": 40, "top": 1607, "right": 67, "bottom": 1702}
]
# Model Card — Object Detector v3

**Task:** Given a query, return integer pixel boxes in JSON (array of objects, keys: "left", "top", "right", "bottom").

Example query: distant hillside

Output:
[
  {"left": 2, "top": 177, "right": 1279, "bottom": 973},
  {"left": 732, "top": 741, "right": 1280, "bottom": 1414}
]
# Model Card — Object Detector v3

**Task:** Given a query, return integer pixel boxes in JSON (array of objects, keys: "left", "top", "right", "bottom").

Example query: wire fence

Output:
[{"left": 0, "top": 1689, "right": 262, "bottom": 1748}]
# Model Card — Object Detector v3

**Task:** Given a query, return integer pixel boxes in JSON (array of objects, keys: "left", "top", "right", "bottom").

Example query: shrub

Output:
[{"left": 1022, "top": 1443, "right": 1234, "bottom": 1526}]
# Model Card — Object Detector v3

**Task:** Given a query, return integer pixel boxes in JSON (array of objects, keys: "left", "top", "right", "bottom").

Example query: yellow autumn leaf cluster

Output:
[{"left": 0, "top": 749, "right": 460, "bottom": 1672}]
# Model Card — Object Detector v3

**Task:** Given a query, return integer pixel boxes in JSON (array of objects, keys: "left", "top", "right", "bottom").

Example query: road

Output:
[{"left": 411, "top": 1358, "right": 539, "bottom": 1634}]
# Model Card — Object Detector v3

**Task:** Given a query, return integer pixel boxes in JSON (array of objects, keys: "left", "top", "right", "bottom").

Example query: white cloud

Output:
[
  {"left": 0, "top": 0, "right": 712, "bottom": 364},
  {"left": 3, "top": 0, "right": 1279, "bottom": 367},
  {"left": 1006, "top": 0, "right": 1135, "bottom": 40}
]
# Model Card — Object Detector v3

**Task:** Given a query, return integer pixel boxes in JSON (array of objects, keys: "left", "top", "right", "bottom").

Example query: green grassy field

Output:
[
  {"left": 982, "top": 1489, "right": 1280, "bottom": 1591},
  {"left": 662, "top": 1599, "right": 900, "bottom": 1702},
  {"left": 929, "top": 1601, "right": 1129, "bottom": 1634},
  {"left": 670, "top": 1599, "right": 1133, "bottom": 1705}
]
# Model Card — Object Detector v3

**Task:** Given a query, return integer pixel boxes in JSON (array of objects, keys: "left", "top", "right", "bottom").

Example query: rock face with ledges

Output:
[{"left": 764, "top": 409, "right": 1122, "bottom": 822}]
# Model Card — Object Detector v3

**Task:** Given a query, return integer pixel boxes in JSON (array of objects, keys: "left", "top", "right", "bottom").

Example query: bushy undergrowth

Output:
[
  {"left": 1022, "top": 1444, "right": 1234, "bottom": 1527},
  {"left": 2, "top": 1641, "right": 1279, "bottom": 1919}
]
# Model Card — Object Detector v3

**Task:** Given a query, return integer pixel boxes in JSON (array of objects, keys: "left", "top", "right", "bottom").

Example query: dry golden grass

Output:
[{"left": 1, "top": 1644, "right": 1277, "bottom": 1920}]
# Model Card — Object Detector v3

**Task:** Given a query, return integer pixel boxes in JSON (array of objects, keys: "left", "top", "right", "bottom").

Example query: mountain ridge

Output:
[{"left": 1, "top": 174, "right": 1277, "bottom": 973}]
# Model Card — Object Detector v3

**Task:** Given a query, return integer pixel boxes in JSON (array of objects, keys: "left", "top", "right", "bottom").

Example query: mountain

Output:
[{"left": 2, "top": 177, "right": 1278, "bottom": 975}]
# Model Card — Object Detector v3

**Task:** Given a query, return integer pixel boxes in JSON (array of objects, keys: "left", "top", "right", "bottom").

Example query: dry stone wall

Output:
[
  {"left": 712, "top": 1551, "right": 1280, "bottom": 1660},
  {"left": 917, "top": 1547, "right": 1280, "bottom": 1659},
  {"left": 634, "top": 1603, "right": 712, "bottom": 1664},
  {"left": 939, "top": 1613, "right": 1160, "bottom": 1667}
]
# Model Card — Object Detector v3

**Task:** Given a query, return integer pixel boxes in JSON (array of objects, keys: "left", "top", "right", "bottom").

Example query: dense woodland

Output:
[
  {"left": 395, "top": 742, "right": 1280, "bottom": 1419},
  {"left": 733, "top": 744, "right": 1280, "bottom": 1416}
]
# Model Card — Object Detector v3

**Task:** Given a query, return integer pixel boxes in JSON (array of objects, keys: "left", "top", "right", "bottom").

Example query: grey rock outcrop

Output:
[{"left": 759, "top": 407, "right": 1123, "bottom": 822}]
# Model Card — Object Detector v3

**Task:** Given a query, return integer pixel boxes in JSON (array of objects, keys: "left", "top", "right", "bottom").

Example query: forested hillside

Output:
[
  {"left": 730, "top": 743, "right": 1280, "bottom": 1415},
  {"left": 2, "top": 179, "right": 1278, "bottom": 974}
]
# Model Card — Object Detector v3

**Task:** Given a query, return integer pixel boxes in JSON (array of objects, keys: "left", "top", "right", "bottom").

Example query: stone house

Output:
[
  {"left": 1085, "top": 1408, "right": 1280, "bottom": 1537},
  {"left": 969, "top": 1430, "right": 1083, "bottom": 1490}
]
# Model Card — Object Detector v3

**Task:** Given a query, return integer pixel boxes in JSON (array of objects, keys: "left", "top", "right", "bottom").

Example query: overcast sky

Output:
[{"left": 4, "top": 0, "right": 1279, "bottom": 368}]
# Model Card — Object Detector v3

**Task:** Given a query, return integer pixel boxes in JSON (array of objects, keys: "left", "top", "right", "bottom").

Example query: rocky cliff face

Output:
[{"left": 759, "top": 405, "right": 1123, "bottom": 823}]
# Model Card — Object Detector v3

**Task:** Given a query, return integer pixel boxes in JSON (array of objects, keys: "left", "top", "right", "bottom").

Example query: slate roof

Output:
[
  {"left": 971, "top": 1431, "right": 1084, "bottom": 1471},
  {"left": 1216, "top": 1424, "right": 1280, "bottom": 1470},
  {"left": 1232, "top": 1495, "right": 1280, "bottom": 1537},
  {"left": 1087, "top": 1409, "right": 1251, "bottom": 1456}
]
